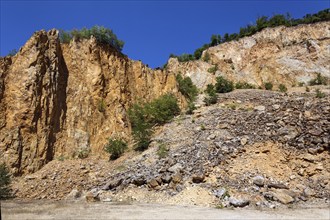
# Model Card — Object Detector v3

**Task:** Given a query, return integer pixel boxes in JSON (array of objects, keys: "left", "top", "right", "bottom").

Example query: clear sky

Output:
[{"left": 1, "top": 0, "right": 329, "bottom": 68}]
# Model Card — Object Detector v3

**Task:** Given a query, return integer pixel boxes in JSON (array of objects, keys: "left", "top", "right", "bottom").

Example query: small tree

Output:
[
  {"left": 215, "top": 76, "right": 234, "bottom": 93},
  {"left": 105, "top": 138, "right": 128, "bottom": 160},
  {"left": 0, "top": 163, "right": 11, "bottom": 199}
]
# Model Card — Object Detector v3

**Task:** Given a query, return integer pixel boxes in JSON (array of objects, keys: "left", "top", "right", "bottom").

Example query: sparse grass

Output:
[
  {"left": 98, "top": 99, "right": 106, "bottom": 112},
  {"left": 215, "top": 204, "right": 224, "bottom": 209},
  {"left": 201, "top": 124, "right": 206, "bottom": 130},
  {"left": 315, "top": 89, "right": 326, "bottom": 98},
  {"left": 157, "top": 144, "right": 169, "bottom": 159},
  {"left": 309, "top": 73, "right": 329, "bottom": 86}
]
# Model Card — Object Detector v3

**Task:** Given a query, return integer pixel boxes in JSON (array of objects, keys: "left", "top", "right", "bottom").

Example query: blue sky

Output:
[{"left": 1, "top": 1, "right": 329, "bottom": 68}]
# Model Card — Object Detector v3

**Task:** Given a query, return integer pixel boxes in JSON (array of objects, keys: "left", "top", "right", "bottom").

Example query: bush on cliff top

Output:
[{"left": 59, "top": 26, "right": 124, "bottom": 52}]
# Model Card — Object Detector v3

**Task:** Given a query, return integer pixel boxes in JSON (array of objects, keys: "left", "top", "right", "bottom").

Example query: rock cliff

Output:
[
  {"left": 0, "top": 30, "right": 182, "bottom": 175},
  {"left": 167, "top": 21, "right": 330, "bottom": 89}
]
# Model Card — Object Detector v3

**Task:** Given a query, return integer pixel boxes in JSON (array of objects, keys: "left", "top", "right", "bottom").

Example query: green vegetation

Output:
[
  {"left": 215, "top": 76, "right": 234, "bottom": 93},
  {"left": 278, "top": 84, "right": 288, "bottom": 93},
  {"left": 157, "top": 144, "right": 169, "bottom": 159},
  {"left": 315, "top": 89, "right": 326, "bottom": 98},
  {"left": 204, "top": 84, "right": 217, "bottom": 106},
  {"left": 0, "top": 163, "right": 11, "bottom": 199},
  {"left": 104, "top": 137, "right": 128, "bottom": 160},
  {"left": 207, "top": 65, "right": 218, "bottom": 74},
  {"left": 169, "top": 9, "right": 329, "bottom": 63},
  {"left": 59, "top": 26, "right": 124, "bottom": 51},
  {"left": 128, "top": 94, "right": 180, "bottom": 151},
  {"left": 176, "top": 74, "right": 198, "bottom": 102},
  {"left": 309, "top": 73, "right": 329, "bottom": 86},
  {"left": 176, "top": 73, "right": 198, "bottom": 114},
  {"left": 235, "top": 81, "right": 256, "bottom": 89},
  {"left": 98, "top": 99, "right": 106, "bottom": 112},
  {"left": 264, "top": 82, "right": 273, "bottom": 90},
  {"left": 305, "top": 86, "right": 310, "bottom": 92}
]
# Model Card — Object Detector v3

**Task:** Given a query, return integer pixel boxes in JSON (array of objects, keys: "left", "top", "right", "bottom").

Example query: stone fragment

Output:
[
  {"left": 168, "top": 163, "right": 183, "bottom": 173},
  {"left": 254, "top": 105, "right": 266, "bottom": 111},
  {"left": 229, "top": 198, "right": 250, "bottom": 207},
  {"left": 253, "top": 176, "right": 265, "bottom": 187}
]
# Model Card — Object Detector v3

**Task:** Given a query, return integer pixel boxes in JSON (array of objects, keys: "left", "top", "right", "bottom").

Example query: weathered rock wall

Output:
[
  {"left": 0, "top": 30, "right": 182, "bottom": 174},
  {"left": 167, "top": 22, "right": 330, "bottom": 89}
]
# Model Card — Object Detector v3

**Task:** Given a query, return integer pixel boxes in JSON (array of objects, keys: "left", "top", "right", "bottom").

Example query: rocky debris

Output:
[
  {"left": 85, "top": 191, "right": 100, "bottom": 202},
  {"left": 229, "top": 198, "right": 250, "bottom": 207},
  {"left": 252, "top": 176, "right": 265, "bottom": 187},
  {"left": 11, "top": 89, "right": 330, "bottom": 209},
  {"left": 268, "top": 183, "right": 289, "bottom": 189},
  {"left": 192, "top": 173, "right": 205, "bottom": 183},
  {"left": 66, "top": 189, "right": 82, "bottom": 200},
  {"left": 267, "top": 190, "right": 295, "bottom": 204}
]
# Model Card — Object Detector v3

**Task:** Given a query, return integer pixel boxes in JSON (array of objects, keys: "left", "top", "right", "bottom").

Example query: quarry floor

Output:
[{"left": 1, "top": 200, "right": 329, "bottom": 220}]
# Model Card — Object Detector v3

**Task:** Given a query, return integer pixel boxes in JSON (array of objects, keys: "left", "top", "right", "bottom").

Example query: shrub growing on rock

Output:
[
  {"left": 0, "top": 163, "right": 11, "bottom": 199},
  {"left": 204, "top": 84, "right": 217, "bottom": 106},
  {"left": 278, "top": 84, "right": 288, "bottom": 93},
  {"left": 235, "top": 81, "right": 256, "bottom": 89},
  {"left": 215, "top": 76, "right": 234, "bottom": 93},
  {"left": 264, "top": 82, "right": 273, "bottom": 90},
  {"left": 128, "top": 94, "right": 180, "bottom": 151},
  {"left": 105, "top": 137, "right": 128, "bottom": 160},
  {"left": 59, "top": 26, "right": 125, "bottom": 52}
]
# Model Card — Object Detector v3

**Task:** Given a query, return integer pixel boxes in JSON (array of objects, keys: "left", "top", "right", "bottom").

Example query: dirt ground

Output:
[{"left": 1, "top": 200, "right": 329, "bottom": 220}]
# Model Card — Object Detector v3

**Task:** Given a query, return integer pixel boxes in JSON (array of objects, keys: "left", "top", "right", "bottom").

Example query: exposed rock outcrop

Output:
[
  {"left": 0, "top": 30, "right": 182, "bottom": 174},
  {"left": 167, "top": 22, "right": 330, "bottom": 89}
]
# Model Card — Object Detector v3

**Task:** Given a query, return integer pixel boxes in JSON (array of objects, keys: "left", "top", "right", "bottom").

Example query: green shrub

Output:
[
  {"left": 202, "top": 52, "right": 210, "bottom": 62},
  {"left": 204, "top": 84, "right": 217, "bottom": 106},
  {"left": 59, "top": 26, "right": 125, "bottom": 51},
  {"left": 315, "top": 89, "right": 326, "bottom": 98},
  {"left": 207, "top": 65, "right": 218, "bottom": 74},
  {"left": 235, "top": 81, "right": 256, "bottom": 89},
  {"left": 278, "top": 84, "right": 288, "bottom": 93},
  {"left": 309, "top": 73, "right": 328, "bottom": 86},
  {"left": 215, "top": 76, "right": 234, "bottom": 93},
  {"left": 0, "top": 163, "right": 11, "bottom": 199},
  {"left": 264, "top": 82, "right": 273, "bottom": 90},
  {"left": 186, "top": 102, "right": 196, "bottom": 114},
  {"left": 128, "top": 94, "right": 180, "bottom": 151},
  {"left": 305, "top": 86, "right": 310, "bottom": 92},
  {"left": 146, "top": 94, "right": 180, "bottom": 124},
  {"left": 105, "top": 137, "right": 128, "bottom": 160},
  {"left": 176, "top": 74, "right": 198, "bottom": 102}
]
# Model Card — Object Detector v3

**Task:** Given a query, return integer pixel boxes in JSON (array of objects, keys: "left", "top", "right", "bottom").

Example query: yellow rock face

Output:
[{"left": 0, "top": 30, "right": 182, "bottom": 174}]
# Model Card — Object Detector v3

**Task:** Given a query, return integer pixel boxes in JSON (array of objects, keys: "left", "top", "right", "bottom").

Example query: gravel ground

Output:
[{"left": 1, "top": 200, "right": 329, "bottom": 220}]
